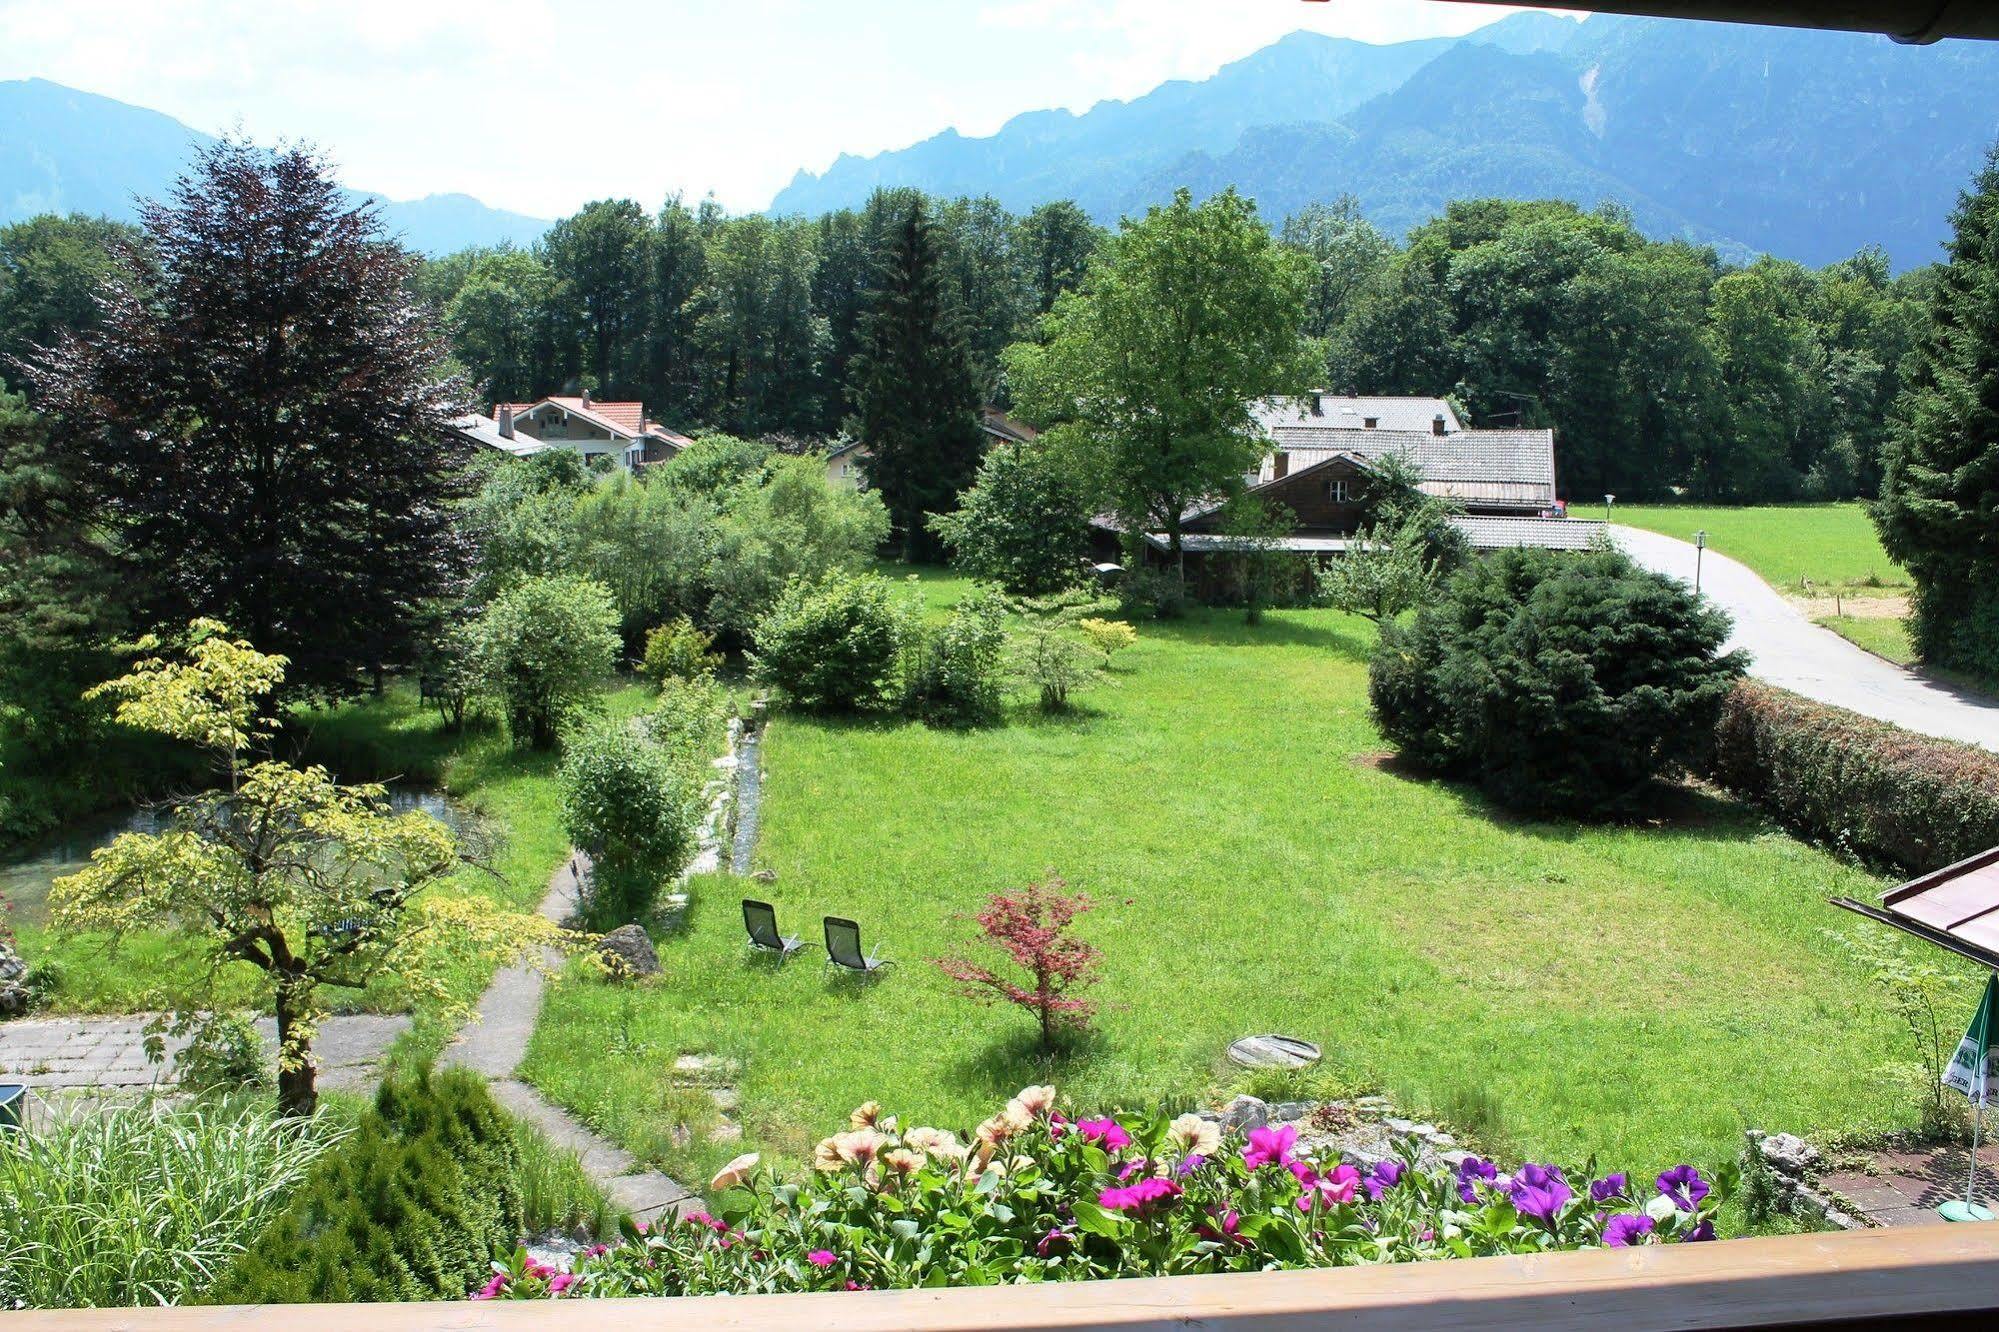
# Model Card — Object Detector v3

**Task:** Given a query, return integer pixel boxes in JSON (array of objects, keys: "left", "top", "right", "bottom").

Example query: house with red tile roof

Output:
[{"left": 445, "top": 392, "right": 694, "bottom": 471}]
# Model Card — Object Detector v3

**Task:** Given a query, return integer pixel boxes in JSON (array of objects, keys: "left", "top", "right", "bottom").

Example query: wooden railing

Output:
[{"left": 13, "top": 1224, "right": 1999, "bottom": 1330}]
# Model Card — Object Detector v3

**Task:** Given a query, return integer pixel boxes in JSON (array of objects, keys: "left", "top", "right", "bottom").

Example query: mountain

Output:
[
  {"left": 0, "top": 79, "right": 549, "bottom": 255},
  {"left": 771, "top": 14, "right": 1999, "bottom": 269}
]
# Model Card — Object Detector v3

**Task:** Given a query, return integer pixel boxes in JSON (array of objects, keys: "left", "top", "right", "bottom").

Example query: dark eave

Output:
[{"left": 1448, "top": 0, "right": 1999, "bottom": 43}]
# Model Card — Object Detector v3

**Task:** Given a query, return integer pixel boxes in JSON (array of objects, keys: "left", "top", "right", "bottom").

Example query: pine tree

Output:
[
  {"left": 26, "top": 139, "right": 473, "bottom": 696},
  {"left": 1875, "top": 145, "right": 1999, "bottom": 680},
  {"left": 846, "top": 199, "right": 984, "bottom": 562}
]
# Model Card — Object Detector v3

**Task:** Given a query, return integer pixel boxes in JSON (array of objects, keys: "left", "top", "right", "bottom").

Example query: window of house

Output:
[{"left": 1327, "top": 479, "right": 1352, "bottom": 503}]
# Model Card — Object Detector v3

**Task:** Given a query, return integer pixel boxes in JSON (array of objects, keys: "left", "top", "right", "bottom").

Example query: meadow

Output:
[
  {"left": 1611, "top": 502, "right": 1906, "bottom": 595},
  {"left": 524, "top": 572, "right": 1965, "bottom": 1207}
]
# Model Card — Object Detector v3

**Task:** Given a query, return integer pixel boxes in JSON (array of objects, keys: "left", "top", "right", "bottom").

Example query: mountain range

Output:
[
  {"left": 0, "top": 78, "right": 549, "bottom": 255},
  {"left": 772, "top": 12, "right": 1999, "bottom": 270}
]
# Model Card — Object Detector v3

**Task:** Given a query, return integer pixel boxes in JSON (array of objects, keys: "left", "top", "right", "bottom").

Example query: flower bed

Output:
[{"left": 474, "top": 1088, "right": 1729, "bottom": 1299}]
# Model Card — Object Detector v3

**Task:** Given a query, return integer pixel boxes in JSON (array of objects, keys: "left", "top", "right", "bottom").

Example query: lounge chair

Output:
[
  {"left": 742, "top": 899, "right": 806, "bottom": 963},
  {"left": 823, "top": 916, "right": 892, "bottom": 976}
]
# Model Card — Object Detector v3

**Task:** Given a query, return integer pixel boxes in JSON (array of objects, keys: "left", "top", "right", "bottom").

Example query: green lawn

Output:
[
  {"left": 1611, "top": 503, "right": 1907, "bottom": 595},
  {"left": 525, "top": 579, "right": 1968, "bottom": 1205},
  {"left": 1816, "top": 615, "right": 1917, "bottom": 665}
]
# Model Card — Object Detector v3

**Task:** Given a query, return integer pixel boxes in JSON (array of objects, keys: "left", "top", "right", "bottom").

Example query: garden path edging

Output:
[{"left": 441, "top": 852, "right": 697, "bottom": 1226}]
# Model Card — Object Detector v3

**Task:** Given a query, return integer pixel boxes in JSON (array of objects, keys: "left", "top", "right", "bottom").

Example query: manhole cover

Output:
[{"left": 1226, "top": 1035, "right": 1321, "bottom": 1069}]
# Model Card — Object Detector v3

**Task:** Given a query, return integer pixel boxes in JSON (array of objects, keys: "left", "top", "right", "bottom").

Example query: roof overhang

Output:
[
  {"left": 1446, "top": 0, "right": 1999, "bottom": 42},
  {"left": 1832, "top": 845, "right": 1999, "bottom": 972}
]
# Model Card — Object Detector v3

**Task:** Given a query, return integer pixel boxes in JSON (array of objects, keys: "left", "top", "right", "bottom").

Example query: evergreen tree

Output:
[
  {"left": 1875, "top": 146, "right": 1999, "bottom": 680},
  {"left": 26, "top": 138, "right": 473, "bottom": 697},
  {"left": 847, "top": 199, "right": 984, "bottom": 561}
]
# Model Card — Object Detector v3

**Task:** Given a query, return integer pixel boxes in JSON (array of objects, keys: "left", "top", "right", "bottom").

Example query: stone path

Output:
[
  {"left": 0, "top": 1013, "right": 407, "bottom": 1093},
  {"left": 439, "top": 851, "right": 697, "bottom": 1225},
  {"left": 1612, "top": 524, "right": 1999, "bottom": 752},
  {"left": 1823, "top": 1146, "right": 1999, "bottom": 1228}
]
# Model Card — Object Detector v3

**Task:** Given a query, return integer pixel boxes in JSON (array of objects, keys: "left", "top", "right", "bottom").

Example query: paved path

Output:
[
  {"left": 1611, "top": 525, "right": 1999, "bottom": 752},
  {"left": 439, "top": 852, "right": 697, "bottom": 1225},
  {"left": 1822, "top": 1145, "right": 1999, "bottom": 1228},
  {"left": 0, "top": 1013, "right": 407, "bottom": 1093}
]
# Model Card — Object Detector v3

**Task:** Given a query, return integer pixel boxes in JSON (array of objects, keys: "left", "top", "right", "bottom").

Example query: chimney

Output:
[
  {"left": 1308, "top": 391, "right": 1323, "bottom": 417},
  {"left": 1272, "top": 451, "right": 1290, "bottom": 480},
  {"left": 580, "top": 389, "right": 592, "bottom": 409},
  {"left": 1432, "top": 413, "right": 1447, "bottom": 437},
  {"left": 497, "top": 405, "right": 514, "bottom": 440}
]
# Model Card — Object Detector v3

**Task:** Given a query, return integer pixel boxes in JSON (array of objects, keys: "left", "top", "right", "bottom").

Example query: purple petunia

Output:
[
  {"left": 1679, "top": 1219, "right": 1717, "bottom": 1243},
  {"left": 1509, "top": 1163, "right": 1573, "bottom": 1224},
  {"left": 1242, "top": 1123, "right": 1299, "bottom": 1171},
  {"left": 1603, "top": 1214, "right": 1655, "bottom": 1248},
  {"left": 1363, "top": 1159, "right": 1406, "bottom": 1202},
  {"left": 1589, "top": 1173, "right": 1629, "bottom": 1204},
  {"left": 1456, "top": 1155, "right": 1499, "bottom": 1204},
  {"left": 1655, "top": 1164, "right": 1711, "bottom": 1213}
]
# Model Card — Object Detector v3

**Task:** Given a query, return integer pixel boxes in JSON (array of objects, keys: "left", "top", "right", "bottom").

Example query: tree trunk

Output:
[{"left": 274, "top": 990, "right": 318, "bottom": 1119}]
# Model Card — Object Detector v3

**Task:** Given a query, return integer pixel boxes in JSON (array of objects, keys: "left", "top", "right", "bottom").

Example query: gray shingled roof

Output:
[
  {"left": 1255, "top": 394, "right": 1463, "bottom": 434},
  {"left": 1452, "top": 516, "right": 1605, "bottom": 552},
  {"left": 1270, "top": 426, "right": 1557, "bottom": 509}
]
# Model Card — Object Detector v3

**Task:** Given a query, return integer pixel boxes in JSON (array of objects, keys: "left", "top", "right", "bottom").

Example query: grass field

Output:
[
  {"left": 1815, "top": 615, "right": 1917, "bottom": 666},
  {"left": 524, "top": 571, "right": 1969, "bottom": 1210},
  {"left": 1611, "top": 503, "right": 1906, "bottom": 596}
]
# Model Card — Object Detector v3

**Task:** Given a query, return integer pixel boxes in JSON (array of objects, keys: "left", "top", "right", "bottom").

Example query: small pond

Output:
[{"left": 1, "top": 786, "right": 475, "bottom": 932}]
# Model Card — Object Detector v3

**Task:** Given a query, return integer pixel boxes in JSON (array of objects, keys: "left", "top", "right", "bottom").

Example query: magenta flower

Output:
[
  {"left": 548, "top": 1273, "right": 577, "bottom": 1296},
  {"left": 1655, "top": 1165, "right": 1710, "bottom": 1212},
  {"left": 1098, "top": 1176, "right": 1183, "bottom": 1214},
  {"left": 1589, "top": 1173, "right": 1629, "bottom": 1204},
  {"left": 807, "top": 1249, "right": 838, "bottom": 1268},
  {"left": 1196, "top": 1206, "right": 1245, "bottom": 1245},
  {"left": 1680, "top": 1219, "right": 1717, "bottom": 1243},
  {"left": 1456, "top": 1155, "right": 1499, "bottom": 1204},
  {"left": 1037, "top": 1225, "right": 1072, "bottom": 1256},
  {"left": 1604, "top": 1214, "right": 1655, "bottom": 1247},
  {"left": 1509, "top": 1163, "right": 1573, "bottom": 1224},
  {"left": 1242, "top": 1123, "right": 1299, "bottom": 1171},
  {"left": 1077, "top": 1117, "right": 1133, "bottom": 1151},
  {"left": 471, "top": 1272, "right": 506, "bottom": 1300},
  {"left": 1295, "top": 1162, "right": 1360, "bottom": 1211},
  {"left": 1363, "top": 1159, "right": 1406, "bottom": 1201}
]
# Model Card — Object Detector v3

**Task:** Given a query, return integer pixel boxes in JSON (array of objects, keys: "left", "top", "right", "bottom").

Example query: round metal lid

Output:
[{"left": 1226, "top": 1034, "right": 1322, "bottom": 1069}]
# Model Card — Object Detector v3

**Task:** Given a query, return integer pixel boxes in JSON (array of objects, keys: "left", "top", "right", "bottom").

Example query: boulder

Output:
[
  {"left": 1223, "top": 1094, "right": 1269, "bottom": 1132},
  {"left": 0, "top": 943, "right": 28, "bottom": 1017},
  {"left": 596, "top": 924, "right": 660, "bottom": 978},
  {"left": 1759, "top": 1132, "right": 1820, "bottom": 1175}
]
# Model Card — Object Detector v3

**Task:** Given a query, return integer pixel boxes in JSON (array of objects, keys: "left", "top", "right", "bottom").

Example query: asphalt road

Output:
[{"left": 1609, "top": 524, "right": 1999, "bottom": 753}]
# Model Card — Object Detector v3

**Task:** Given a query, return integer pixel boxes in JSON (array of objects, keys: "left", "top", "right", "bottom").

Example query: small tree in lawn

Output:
[
  {"left": 51, "top": 620, "right": 576, "bottom": 1117},
  {"left": 937, "top": 875, "right": 1100, "bottom": 1052},
  {"left": 474, "top": 574, "right": 621, "bottom": 748},
  {"left": 1317, "top": 522, "right": 1437, "bottom": 623}
]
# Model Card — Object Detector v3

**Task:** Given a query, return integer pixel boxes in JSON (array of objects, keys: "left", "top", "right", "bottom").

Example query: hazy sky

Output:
[{"left": 0, "top": 1, "right": 1576, "bottom": 217}]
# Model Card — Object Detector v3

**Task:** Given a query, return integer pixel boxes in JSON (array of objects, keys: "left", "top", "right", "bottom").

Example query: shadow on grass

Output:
[
  {"left": 1143, "top": 609, "right": 1375, "bottom": 661},
  {"left": 946, "top": 1026, "right": 1111, "bottom": 1106}
]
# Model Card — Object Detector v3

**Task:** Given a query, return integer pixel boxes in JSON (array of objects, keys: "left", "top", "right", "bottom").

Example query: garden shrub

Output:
[
  {"left": 474, "top": 1087, "right": 1728, "bottom": 1300},
  {"left": 641, "top": 616, "right": 723, "bottom": 687},
  {"left": 1121, "top": 566, "right": 1188, "bottom": 620},
  {"left": 929, "top": 443, "right": 1091, "bottom": 595},
  {"left": 559, "top": 717, "right": 707, "bottom": 929},
  {"left": 750, "top": 570, "right": 906, "bottom": 712},
  {"left": 474, "top": 574, "right": 622, "bottom": 749},
  {"left": 1015, "top": 625, "right": 1099, "bottom": 713},
  {"left": 1711, "top": 680, "right": 1999, "bottom": 874},
  {"left": 0, "top": 1096, "right": 344, "bottom": 1310},
  {"left": 1369, "top": 547, "right": 1744, "bottom": 818},
  {"left": 1077, "top": 617, "right": 1138, "bottom": 668},
  {"left": 211, "top": 1068, "right": 525, "bottom": 1306},
  {"left": 902, "top": 585, "right": 1010, "bottom": 726}
]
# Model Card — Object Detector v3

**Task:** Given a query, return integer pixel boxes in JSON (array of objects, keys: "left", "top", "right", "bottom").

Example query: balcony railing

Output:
[{"left": 9, "top": 1222, "right": 1999, "bottom": 1330}]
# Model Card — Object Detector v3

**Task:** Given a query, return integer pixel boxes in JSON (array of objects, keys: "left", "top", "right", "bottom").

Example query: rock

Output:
[
  {"left": 1428, "top": 1131, "right": 1458, "bottom": 1148},
  {"left": 707, "top": 1121, "right": 743, "bottom": 1144},
  {"left": 709, "top": 1087, "right": 740, "bottom": 1113},
  {"left": 0, "top": 943, "right": 24, "bottom": 985},
  {"left": 0, "top": 944, "right": 28, "bottom": 1017},
  {"left": 1760, "top": 1132, "right": 1820, "bottom": 1175},
  {"left": 1223, "top": 1095, "right": 1269, "bottom": 1132},
  {"left": 596, "top": 924, "right": 660, "bottom": 977},
  {"left": 1271, "top": 1100, "right": 1312, "bottom": 1123},
  {"left": 674, "top": 1053, "right": 742, "bottom": 1082},
  {"left": 1385, "top": 1117, "right": 1417, "bottom": 1134}
]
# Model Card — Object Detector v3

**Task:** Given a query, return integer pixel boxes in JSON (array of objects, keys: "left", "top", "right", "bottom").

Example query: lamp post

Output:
[
  {"left": 1694, "top": 529, "right": 1706, "bottom": 596},
  {"left": 1604, "top": 493, "right": 1616, "bottom": 524}
]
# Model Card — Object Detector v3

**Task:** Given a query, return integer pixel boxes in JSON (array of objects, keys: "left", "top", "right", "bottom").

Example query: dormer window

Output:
[{"left": 1326, "top": 479, "right": 1352, "bottom": 503}]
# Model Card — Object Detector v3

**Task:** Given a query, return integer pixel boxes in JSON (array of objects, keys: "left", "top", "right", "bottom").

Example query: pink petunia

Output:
[
  {"left": 471, "top": 1273, "right": 506, "bottom": 1301},
  {"left": 548, "top": 1273, "right": 577, "bottom": 1296},
  {"left": 1076, "top": 1117, "right": 1133, "bottom": 1151},
  {"left": 1294, "top": 1162, "right": 1361, "bottom": 1211},
  {"left": 807, "top": 1249, "right": 838, "bottom": 1268},
  {"left": 1242, "top": 1123, "right": 1299, "bottom": 1171}
]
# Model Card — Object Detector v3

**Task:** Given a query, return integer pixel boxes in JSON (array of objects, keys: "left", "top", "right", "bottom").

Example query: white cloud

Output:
[{"left": 0, "top": 0, "right": 1577, "bottom": 218}]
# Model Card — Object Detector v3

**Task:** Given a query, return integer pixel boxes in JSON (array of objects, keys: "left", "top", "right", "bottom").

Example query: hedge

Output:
[
  {"left": 1710, "top": 680, "right": 1999, "bottom": 874},
  {"left": 208, "top": 1067, "right": 525, "bottom": 1304}
]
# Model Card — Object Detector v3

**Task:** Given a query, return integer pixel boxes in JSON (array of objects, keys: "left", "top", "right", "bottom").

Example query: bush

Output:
[
  {"left": 0, "top": 1096, "right": 344, "bottom": 1309},
  {"left": 1015, "top": 625, "right": 1098, "bottom": 713},
  {"left": 902, "top": 585, "right": 1010, "bottom": 725},
  {"left": 1121, "top": 566, "right": 1188, "bottom": 620},
  {"left": 211, "top": 1068, "right": 525, "bottom": 1305},
  {"left": 641, "top": 616, "right": 723, "bottom": 688},
  {"left": 929, "top": 444, "right": 1091, "bottom": 595},
  {"left": 1713, "top": 681, "right": 1999, "bottom": 874},
  {"left": 473, "top": 1088, "right": 1728, "bottom": 1300},
  {"left": 750, "top": 571, "right": 907, "bottom": 712},
  {"left": 1370, "top": 547, "right": 1744, "bottom": 818},
  {"left": 1077, "top": 617, "right": 1138, "bottom": 668},
  {"left": 936, "top": 874, "right": 1100, "bottom": 1051},
  {"left": 173, "top": 1012, "right": 269, "bottom": 1096},
  {"left": 559, "top": 718, "right": 707, "bottom": 929},
  {"left": 509, "top": 1118, "right": 621, "bottom": 1240},
  {"left": 474, "top": 574, "right": 622, "bottom": 749}
]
